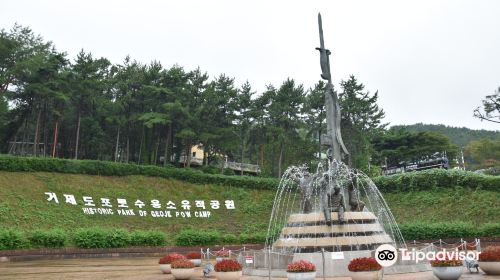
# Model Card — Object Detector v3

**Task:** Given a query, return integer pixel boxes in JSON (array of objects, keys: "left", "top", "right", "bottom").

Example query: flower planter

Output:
[
  {"left": 159, "top": 264, "right": 171, "bottom": 274},
  {"left": 286, "top": 271, "right": 316, "bottom": 280},
  {"left": 189, "top": 259, "right": 202, "bottom": 267},
  {"left": 432, "top": 266, "right": 463, "bottom": 280},
  {"left": 479, "top": 261, "right": 500, "bottom": 275},
  {"left": 171, "top": 268, "right": 195, "bottom": 279},
  {"left": 349, "top": 270, "right": 382, "bottom": 280},
  {"left": 215, "top": 270, "right": 242, "bottom": 280}
]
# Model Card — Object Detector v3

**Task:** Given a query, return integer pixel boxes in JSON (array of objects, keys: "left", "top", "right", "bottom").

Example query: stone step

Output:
[
  {"left": 282, "top": 223, "right": 384, "bottom": 235},
  {"left": 273, "top": 234, "right": 392, "bottom": 248},
  {"left": 288, "top": 211, "right": 377, "bottom": 224}
]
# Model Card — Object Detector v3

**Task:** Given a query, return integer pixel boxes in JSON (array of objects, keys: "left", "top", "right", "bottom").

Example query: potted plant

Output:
[
  {"left": 171, "top": 259, "right": 196, "bottom": 279},
  {"left": 286, "top": 260, "right": 316, "bottom": 280},
  {"left": 479, "top": 246, "right": 500, "bottom": 275},
  {"left": 347, "top": 257, "right": 382, "bottom": 280},
  {"left": 186, "top": 251, "right": 203, "bottom": 267},
  {"left": 214, "top": 259, "right": 242, "bottom": 280},
  {"left": 430, "top": 258, "right": 463, "bottom": 280},
  {"left": 215, "top": 249, "right": 231, "bottom": 262},
  {"left": 159, "top": 253, "right": 186, "bottom": 274}
]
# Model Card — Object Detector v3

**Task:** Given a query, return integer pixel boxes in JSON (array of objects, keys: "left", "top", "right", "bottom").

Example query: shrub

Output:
[
  {"left": 372, "top": 169, "right": 500, "bottom": 192},
  {"left": 239, "top": 232, "right": 267, "bottom": 244},
  {"left": 174, "top": 229, "right": 221, "bottom": 246},
  {"left": 106, "top": 228, "right": 130, "bottom": 248},
  {"left": 0, "top": 229, "right": 25, "bottom": 250},
  {"left": 348, "top": 257, "right": 382, "bottom": 272},
  {"left": 130, "top": 230, "right": 167, "bottom": 246},
  {"left": 186, "top": 252, "right": 202, "bottom": 259},
  {"left": 73, "top": 228, "right": 130, "bottom": 248},
  {"left": 479, "top": 246, "right": 500, "bottom": 262},
  {"left": 214, "top": 259, "right": 242, "bottom": 272},
  {"left": 73, "top": 228, "right": 108, "bottom": 248},
  {"left": 171, "top": 259, "right": 195, "bottom": 269},
  {"left": 221, "top": 234, "right": 238, "bottom": 244},
  {"left": 159, "top": 253, "right": 186, "bottom": 264},
  {"left": 399, "top": 222, "right": 478, "bottom": 240},
  {"left": 287, "top": 260, "right": 316, "bottom": 273},
  {"left": 478, "top": 223, "right": 500, "bottom": 237},
  {"left": 29, "top": 229, "right": 66, "bottom": 248},
  {"left": 0, "top": 156, "right": 279, "bottom": 190},
  {"left": 430, "top": 259, "right": 463, "bottom": 267}
]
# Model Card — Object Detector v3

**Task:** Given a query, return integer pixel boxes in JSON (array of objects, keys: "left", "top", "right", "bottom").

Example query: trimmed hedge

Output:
[
  {"left": 73, "top": 228, "right": 167, "bottom": 248},
  {"left": 399, "top": 222, "right": 500, "bottom": 241},
  {"left": 130, "top": 230, "right": 167, "bottom": 247},
  {"left": 0, "top": 155, "right": 279, "bottom": 190},
  {"left": 0, "top": 229, "right": 25, "bottom": 250},
  {"left": 373, "top": 168, "right": 500, "bottom": 192},
  {"left": 29, "top": 229, "right": 67, "bottom": 248}
]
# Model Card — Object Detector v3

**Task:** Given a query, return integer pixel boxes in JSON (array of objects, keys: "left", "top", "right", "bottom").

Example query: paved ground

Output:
[{"left": 0, "top": 257, "right": 497, "bottom": 280}]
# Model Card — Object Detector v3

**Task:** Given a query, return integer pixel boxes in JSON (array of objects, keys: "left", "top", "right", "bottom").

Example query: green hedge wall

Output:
[
  {"left": 0, "top": 224, "right": 498, "bottom": 250},
  {"left": 372, "top": 168, "right": 500, "bottom": 192},
  {"left": 399, "top": 222, "right": 500, "bottom": 241},
  {"left": 0, "top": 156, "right": 279, "bottom": 190},
  {"left": 0, "top": 156, "right": 498, "bottom": 192}
]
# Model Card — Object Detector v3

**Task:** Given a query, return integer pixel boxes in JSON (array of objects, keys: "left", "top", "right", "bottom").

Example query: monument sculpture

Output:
[
  {"left": 244, "top": 12, "right": 411, "bottom": 278},
  {"left": 288, "top": 166, "right": 315, "bottom": 213},
  {"left": 348, "top": 171, "right": 365, "bottom": 212}
]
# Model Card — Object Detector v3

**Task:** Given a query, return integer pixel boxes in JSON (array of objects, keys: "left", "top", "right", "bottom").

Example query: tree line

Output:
[{"left": 1, "top": 24, "right": 469, "bottom": 177}]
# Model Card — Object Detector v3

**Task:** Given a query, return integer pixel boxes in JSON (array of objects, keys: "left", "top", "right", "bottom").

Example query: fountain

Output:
[{"left": 240, "top": 13, "right": 430, "bottom": 277}]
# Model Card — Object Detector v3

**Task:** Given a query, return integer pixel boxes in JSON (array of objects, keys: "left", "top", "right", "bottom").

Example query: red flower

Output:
[
  {"left": 287, "top": 260, "right": 316, "bottom": 273},
  {"left": 159, "top": 253, "right": 186, "bottom": 264},
  {"left": 479, "top": 246, "right": 500, "bottom": 262},
  {"left": 214, "top": 259, "right": 242, "bottom": 272},
  {"left": 186, "top": 251, "right": 202, "bottom": 259},
  {"left": 171, "top": 259, "right": 195, "bottom": 269},
  {"left": 348, "top": 257, "right": 382, "bottom": 272},
  {"left": 431, "top": 259, "right": 462, "bottom": 267}
]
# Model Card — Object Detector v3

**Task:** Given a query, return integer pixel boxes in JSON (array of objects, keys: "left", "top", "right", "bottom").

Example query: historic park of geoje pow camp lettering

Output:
[{"left": 0, "top": 1, "right": 499, "bottom": 280}]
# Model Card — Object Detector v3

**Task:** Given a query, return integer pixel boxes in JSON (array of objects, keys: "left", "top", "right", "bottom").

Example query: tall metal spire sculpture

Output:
[{"left": 316, "top": 13, "right": 349, "bottom": 162}]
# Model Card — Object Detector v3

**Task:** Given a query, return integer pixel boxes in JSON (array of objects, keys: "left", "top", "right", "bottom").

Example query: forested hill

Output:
[{"left": 391, "top": 123, "right": 500, "bottom": 147}]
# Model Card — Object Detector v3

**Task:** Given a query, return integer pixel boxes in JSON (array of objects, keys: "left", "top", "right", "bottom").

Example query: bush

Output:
[
  {"left": 130, "top": 230, "right": 167, "bottom": 246},
  {"left": 478, "top": 223, "right": 500, "bottom": 237},
  {"left": 29, "top": 229, "right": 66, "bottom": 248},
  {"left": 106, "top": 229, "right": 130, "bottom": 248},
  {"left": 0, "top": 229, "right": 25, "bottom": 250},
  {"left": 73, "top": 228, "right": 129, "bottom": 248},
  {"left": 239, "top": 232, "right": 267, "bottom": 244},
  {"left": 372, "top": 169, "right": 500, "bottom": 192},
  {"left": 0, "top": 156, "right": 279, "bottom": 190},
  {"left": 398, "top": 222, "right": 500, "bottom": 240},
  {"left": 221, "top": 234, "right": 238, "bottom": 244},
  {"left": 74, "top": 228, "right": 108, "bottom": 248},
  {"left": 174, "top": 229, "right": 221, "bottom": 246}
]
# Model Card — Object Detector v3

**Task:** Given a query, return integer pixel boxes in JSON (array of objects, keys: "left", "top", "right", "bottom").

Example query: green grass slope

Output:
[
  {"left": 0, "top": 171, "right": 274, "bottom": 234},
  {"left": 0, "top": 171, "right": 498, "bottom": 235}
]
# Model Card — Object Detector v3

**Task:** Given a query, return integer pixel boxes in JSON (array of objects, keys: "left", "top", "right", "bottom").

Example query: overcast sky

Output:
[{"left": 1, "top": 0, "right": 499, "bottom": 131}]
